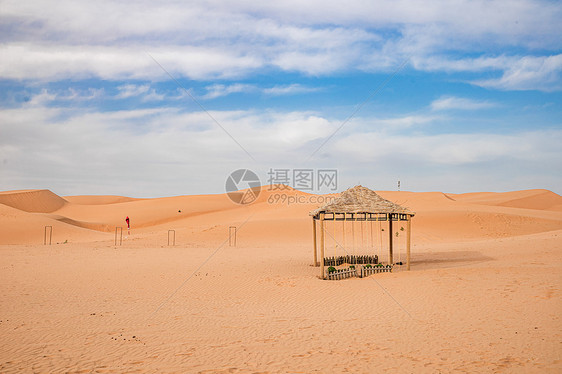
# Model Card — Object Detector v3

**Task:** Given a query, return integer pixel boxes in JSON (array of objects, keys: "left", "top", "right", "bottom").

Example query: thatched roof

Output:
[{"left": 310, "top": 185, "right": 415, "bottom": 217}]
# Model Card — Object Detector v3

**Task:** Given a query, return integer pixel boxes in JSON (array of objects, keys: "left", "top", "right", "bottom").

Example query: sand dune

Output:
[
  {"left": 452, "top": 189, "right": 562, "bottom": 210},
  {"left": 0, "top": 187, "right": 561, "bottom": 372},
  {"left": 0, "top": 189, "right": 68, "bottom": 213},
  {"left": 64, "top": 195, "right": 142, "bottom": 205},
  {"left": 1, "top": 187, "right": 561, "bottom": 246}
]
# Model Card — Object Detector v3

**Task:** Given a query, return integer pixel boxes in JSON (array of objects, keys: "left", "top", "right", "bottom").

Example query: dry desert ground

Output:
[{"left": 0, "top": 187, "right": 561, "bottom": 373}]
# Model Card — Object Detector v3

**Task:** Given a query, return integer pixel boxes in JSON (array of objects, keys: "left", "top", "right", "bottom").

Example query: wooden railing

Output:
[{"left": 325, "top": 264, "right": 393, "bottom": 280}]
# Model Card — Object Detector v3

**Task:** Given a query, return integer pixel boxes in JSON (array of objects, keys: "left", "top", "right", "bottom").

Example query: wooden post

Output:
[
  {"left": 229, "top": 226, "right": 237, "bottom": 247},
  {"left": 406, "top": 215, "right": 412, "bottom": 271},
  {"left": 114, "top": 227, "right": 122, "bottom": 246},
  {"left": 361, "top": 218, "right": 364, "bottom": 255},
  {"left": 351, "top": 214, "right": 355, "bottom": 260},
  {"left": 369, "top": 217, "right": 373, "bottom": 255},
  {"left": 44, "top": 226, "right": 52, "bottom": 245},
  {"left": 320, "top": 213, "right": 325, "bottom": 279},
  {"left": 168, "top": 230, "right": 176, "bottom": 246},
  {"left": 388, "top": 214, "right": 393, "bottom": 265},
  {"left": 342, "top": 213, "right": 346, "bottom": 259},
  {"left": 312, "top": 218, "right": 318, "bottom": 266}
]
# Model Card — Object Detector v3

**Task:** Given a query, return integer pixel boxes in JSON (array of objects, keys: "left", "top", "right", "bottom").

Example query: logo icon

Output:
[{"left": 225, "top": 169, "right": 261, "bottom": 204}]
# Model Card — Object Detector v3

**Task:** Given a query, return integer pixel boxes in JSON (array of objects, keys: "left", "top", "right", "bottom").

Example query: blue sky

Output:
[{"left": 1, "top": 0, "right": 561, "bottom": 197}]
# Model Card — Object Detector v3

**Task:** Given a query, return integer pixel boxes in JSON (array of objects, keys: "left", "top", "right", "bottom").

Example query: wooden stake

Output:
[
  {"left": 352, "top": 214, "right": 355, "bottom": 260},
  {"left": 370, "top": 218, "right": 373, "bottom": 255},
  {"left": 114, "top": 226, "right": 122, "bottom": 246},
  {"left": 320, "top": 213, "right": 325, "bottom": 279},
  {"left": 333, "top": 220, "right": 337, "bottom": 260},
  {"left": 361, "top": 218, "right": 364, "bottom": 255},
  {"left": 388, "top": 214, "right": 393, "bottom": 265},
  {"left": 44, "top": 225, "right": 53, "bottom": 245},
  {"left": 342, "top": 213, "right": 346, "bottom": 258},
  {"left": 229, "top": 226, "right": 237, "bottom": 247},
  {"left": 407, "top": 215, "right": 412, "bottom": 271},
  {"left": 312, "top": 218, "right": 318, "bottom": 267},
  {"left": 168, "top": 229, "right": 176, "bottom": 246}
]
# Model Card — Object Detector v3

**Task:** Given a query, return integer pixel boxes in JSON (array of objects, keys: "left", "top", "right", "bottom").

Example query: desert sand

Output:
[{"left": 0, "top": 187, "right": 561, "bottom": 373}]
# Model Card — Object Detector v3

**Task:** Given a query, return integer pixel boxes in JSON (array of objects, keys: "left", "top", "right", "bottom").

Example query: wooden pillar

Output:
[
  {"left": 342, "top": 213, "right": 347, "bottom": 256},
  {"left": 388, "top": 213, "right": 393, "bottom": 265},
  {"left": 361, "top": 217, "right": 364, "bottom": 254},
  {"left": 369, "top": 217, "right": 373, "bottom": 254},
  {"left": 352, "top": 214, "right": 355, "bottom": 259},
  {"left": 312, "top": 217, "right": 318, "bottom": 266},
  {"left": 406, "top": 215, "right": 412, "bottom": 271},
  {"left": 320, "top": 213, "right": 325, "bottom": 279},
  {"left": 342, "top": 214, "right": 346, "bottom": 257}
]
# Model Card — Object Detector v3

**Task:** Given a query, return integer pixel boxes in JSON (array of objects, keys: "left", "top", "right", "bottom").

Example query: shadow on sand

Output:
[{"left": 409, "top": 250, "right": 495, "bottom": 271}]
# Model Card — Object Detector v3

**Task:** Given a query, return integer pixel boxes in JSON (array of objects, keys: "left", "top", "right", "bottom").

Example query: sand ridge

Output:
[
  {"left": 1, "top": 187, "right": 562, "bottom": 245},
  {"left": 0, "top": 189, "right": 68, "bottom": 213}
]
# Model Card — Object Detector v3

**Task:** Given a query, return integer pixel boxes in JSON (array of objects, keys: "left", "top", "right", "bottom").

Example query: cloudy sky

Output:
[{"left": 1, "top": 0, "right": 561, "bottom": 197}]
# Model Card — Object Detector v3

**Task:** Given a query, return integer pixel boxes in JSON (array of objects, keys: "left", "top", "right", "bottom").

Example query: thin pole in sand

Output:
[
  {"left": 378, "top": 216, "right": 383, "bottom": 263},
  {"left": 388, "top": 214, "right": 394, "bottom": 265},
  {"left": 407, "top": 215, "right": 412, "bottom": 271},
  {"left": 370, "top": 215, "right": 374, "bottom": 259},
  {"left": 168, "top": 230, "right": 176, "bottom": 246},
  {"left": 342, "top": 213, "right": 346, "bottom": 262},
  {"left": 229, "top": 226, "right": 237, "bottom": 247},
  {"left": 351, "top": 214, "right": 355, "bottom": 263},
  {"left": 319, "top": 213, "right": 325, "bottom": 279},
  {"left": 361, "top": 216, "right": 365, "bottom": 257},
  {"left": 312, "top": 218, "right": 318, "bottom": 266},
  {"left": 114, "top": 227, "right": 123, "bottom": 246},
  {"left": 44, "top": 226, "right": 52, "bottom": 245},
  {"left": 332, "top": 219, "right": 336, "bottom": 262}
]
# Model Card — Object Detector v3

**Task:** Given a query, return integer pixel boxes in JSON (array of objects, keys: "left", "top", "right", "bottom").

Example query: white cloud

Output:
[
  {"left": 474, "top": 54, "right": 562, "bottom": 92},
  {"left": 3, "top": 0, "right": 560, "bottom": 48},
  {"left": 267, "top": 113, "right": 335, "bottom": 144},
  {"left": 0, "top": 43, "right": 263, "bottom": 81},
  {"left": 116, "top": 84, "right": 150, "bottom": 99},
  {"left": 199, "top": 83, "right": 322, "bottom": 99},
  {"left": 374, "top": 115, "right": 439, "bottom": 129},
  {"left": 201, "top": 84, "right": 256, "bottom": 100},
  {"left": 263, "top": 84, "right": 321, "bottom": 95},
  {"left": 2, "top": 101, "right": 561, "bottom": 196},
  {"left": 412, "top": 54, "right": 562, "bottom": 92},
  {"left": 115, "top": 84, "right": 166, "bottom": 101},
  {"left": 26, "top": 89, "right": 57, "bottom": 106},
  {"left": 411, "top": 55, "right": 513, "bottom": 73},
  {"left": 23, "top": 88, "right": 104, "bottom": 106},
  {"left": 430, "top": 96, "right": 495, "bottom": 111},
  {"left": 334, "top": 127, "right": 562, "bottom": 166},
  {"left": 0, "top": 103, "right": 340, "bottom": 195},
  {"left": 62, "top": 88, "right": 104, "bottom": 101},
  {"left": 272, "top": 51, "right": 353, "bottom": 75},
  {"left": 141, "top": 90, "right": 166, "bottom": 102},
  {"left": 1, "top": 1, "right": 560, "bottom": 87}
]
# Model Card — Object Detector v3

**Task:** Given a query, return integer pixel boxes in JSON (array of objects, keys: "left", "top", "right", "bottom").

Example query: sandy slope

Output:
[
  {"left": 0, "top": 189, "right": 68, "bottom": 213},
  {"left": 0, "top": 187, "right": 561, "bottom": 373},
  {"left": 451, "top": 189, "right": 562, "bottom": 210},
  {"left": 1, "top": 187, "right": 561, "bottom": 246},
  {"left": 64, "top": 195, "right": 141, "bottom": 205}
]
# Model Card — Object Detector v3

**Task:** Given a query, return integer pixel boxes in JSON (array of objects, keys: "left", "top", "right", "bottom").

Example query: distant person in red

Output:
[{"left": 125, "top": 216, "right": 130, "bottom": 234}]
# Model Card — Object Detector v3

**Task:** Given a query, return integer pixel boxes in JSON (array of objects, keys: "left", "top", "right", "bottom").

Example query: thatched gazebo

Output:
[{"left": 310, "top": 185, "right": 415, "bottom": 279}]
